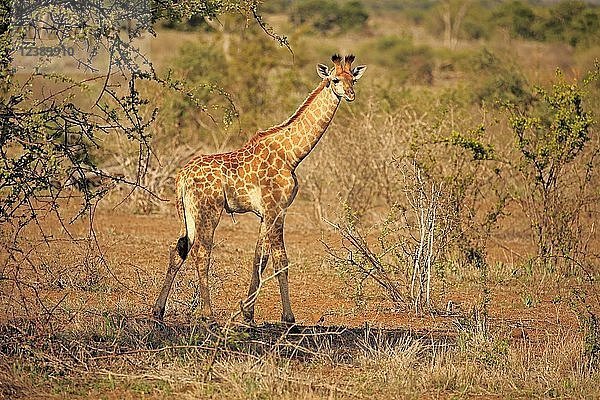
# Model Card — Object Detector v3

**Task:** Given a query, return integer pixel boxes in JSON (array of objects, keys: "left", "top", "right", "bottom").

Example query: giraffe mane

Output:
[{"left": 247, "top": 79, "right": 329, "bottom": 144}]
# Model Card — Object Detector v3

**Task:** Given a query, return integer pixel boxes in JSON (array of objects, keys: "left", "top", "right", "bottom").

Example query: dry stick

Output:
[
  {"left": 426, "top": 183, "right": 440, "bottom": 308},
  {"left": 418, "top": 170, "right": 429, "bottom": 312},
  {"left": 412, "top": 188, "right": 427, "bottom": 314},
  {"left": 250, "top": 2, "right": 293, "bottom": 58},
  {"left": 406, "top": 168, "right": 419, "bottom": 308},
  {"left": 203, "top": 330, "right": 222, "bottom": 383},
  {"left": 326, "top": 220, "right": 392, "bottom": 300},
  {"left": 323, "top": 218, "right": 406, "bottom": 306}
]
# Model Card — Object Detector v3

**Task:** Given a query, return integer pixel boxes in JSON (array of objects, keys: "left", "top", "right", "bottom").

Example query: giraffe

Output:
[{"left": 153, "top": 54, "right": 366, "bottom": 324}]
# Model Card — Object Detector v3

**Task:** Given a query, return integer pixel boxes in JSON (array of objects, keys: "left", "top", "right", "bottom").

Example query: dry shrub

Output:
[
  {"left": 0, "top": 222, "right": 107, "bottom": 322},
  {"left": 325, "top": 161, "right": 456, "bottom": 314},
  {"left": 313, "top": 92, "right": 507, "bottom": 314},
  {"left": 103, "top": 129, "right": 201, "bottom": 214}
]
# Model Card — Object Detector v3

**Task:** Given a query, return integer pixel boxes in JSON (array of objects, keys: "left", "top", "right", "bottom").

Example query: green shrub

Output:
[
  {"left": 166, "top": 20, "right": 309, "bottom": 142},
  {"left": 290, "top": 0, "right": 368, "bottom": 33},
  {"left": 467, "top": 48, "right": 533, "bottom": 105},
  {"left": 291, "top": 0, "right": 337, "bottom": 32},
  {"left": 506, "top": 68, "right": 597, "bottom": 270},
  {"left": 158, "top": 43, "right": 231, "bottom": 143},
  {"left": 364, "top": 35, "right": 435, "bottom": 85},
  {"left": 154, "top": 0, "right": 220, "bottom": 31},
  {"left": 461, "top": 4, "right": 493, "bottom": 40},
  {"left": 176, "top": 43, "right": 227, "bottom": 93},
  {"left": 159, "top": 14, "right": 210, "bottom": 31},
  {"left": 338, "top": 0, "right": 369, "bottom": 31},
  {"left": 488, "top": 0, "right": 600, "bottom": 48},
  {"left": 540, "top": 0, "right": 600, "bottom": 48},
  {"left": 257, "top": 0, "right": 290, "bottom": 13},
  {"left": 492, "top": 0, "right": 541, "bottom": 40}
]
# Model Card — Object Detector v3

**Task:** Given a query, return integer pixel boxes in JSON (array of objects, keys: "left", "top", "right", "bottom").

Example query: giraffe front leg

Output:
[
  {"left": 269, "top": 221, "right": 295, "bottom": 325},
  {"left": 242, "top": 223, "right": 269, "bottom": 324},
  {"left": 153, "top": 243, "right": 183, "bottom": 321}
]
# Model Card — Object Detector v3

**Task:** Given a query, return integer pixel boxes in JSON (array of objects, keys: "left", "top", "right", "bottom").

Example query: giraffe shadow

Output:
[
  {"left": 150, "top": 321, "right": 456, "bottom": 363},
  {"left": 0, "top": 317, "right": 455, "bottom": 366}
]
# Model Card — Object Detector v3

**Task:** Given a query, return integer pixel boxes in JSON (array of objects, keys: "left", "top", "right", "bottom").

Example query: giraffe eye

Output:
[{"left": 332, "top": 78, "right": 340, "bottom": 84}]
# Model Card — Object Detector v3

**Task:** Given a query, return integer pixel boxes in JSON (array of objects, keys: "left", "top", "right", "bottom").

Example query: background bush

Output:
[{"left": 290, "top": 0, "right": 369, "bottom": 33}]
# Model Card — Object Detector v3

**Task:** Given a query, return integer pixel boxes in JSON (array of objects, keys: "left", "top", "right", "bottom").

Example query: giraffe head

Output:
[{"left": 317, "top": 54, "right": 366, "bottom": 102}]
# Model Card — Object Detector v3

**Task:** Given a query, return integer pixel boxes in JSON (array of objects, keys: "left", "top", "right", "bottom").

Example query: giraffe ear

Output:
[
  {"left": 316, "top": 63, "right": 330, "bottom": 79},
  {"left": 352, "top": 65, "right": 367, "bottom": 81}
]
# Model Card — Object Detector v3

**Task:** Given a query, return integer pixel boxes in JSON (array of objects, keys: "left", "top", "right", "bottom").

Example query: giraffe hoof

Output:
[
  {"left": 194, "top": 315, "right": 218, "bottom": 330},
  {"left": 192, "top": 308, "right": 214, "bottom": 324},
  {"left": 152, "top": 306, "right": 165, "bottom": 321},
  {"left": 242, "top": 307, "right": 255, "bottom": 325},
  {"left": 281, "top": 313, "right": 295, "bottom": 325}
]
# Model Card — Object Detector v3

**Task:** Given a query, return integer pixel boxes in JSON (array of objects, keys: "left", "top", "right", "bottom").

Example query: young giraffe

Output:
[{"left": 153, "top": 54, "right": 366, "bottom": 324}]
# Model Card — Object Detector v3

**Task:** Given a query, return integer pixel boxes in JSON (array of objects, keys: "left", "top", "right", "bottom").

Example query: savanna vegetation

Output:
[{"left": 1, "top": 0, "right": 600, "bottom": 398}]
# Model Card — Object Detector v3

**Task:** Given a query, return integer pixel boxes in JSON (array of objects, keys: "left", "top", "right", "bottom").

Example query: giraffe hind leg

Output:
[
  {"left": 190, "top": 204, "right": 222, "bottom": 320},
  {"left": 153, "top": 242, "right": 185, "bottom": 321},
  {"left": 153, "top": 197, "right": 195, "bottom": 320}
]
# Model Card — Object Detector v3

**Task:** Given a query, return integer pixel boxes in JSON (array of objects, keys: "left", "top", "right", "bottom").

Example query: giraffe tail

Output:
[
  {"left": 177, "top": 235, "right": 189, "bottom": 260},
  {"left": 177, "top": 190, "right": 196, "bottom": 260}
]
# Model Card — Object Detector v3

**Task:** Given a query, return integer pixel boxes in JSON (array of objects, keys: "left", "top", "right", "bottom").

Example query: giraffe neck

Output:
[{"left": 254, "top": 80, "right": 341, "bottom": 168}]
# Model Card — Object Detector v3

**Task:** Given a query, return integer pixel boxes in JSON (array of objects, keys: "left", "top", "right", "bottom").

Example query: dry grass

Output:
[{"left": 1, "top": 314, "right": 598, "bottom": 399}]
